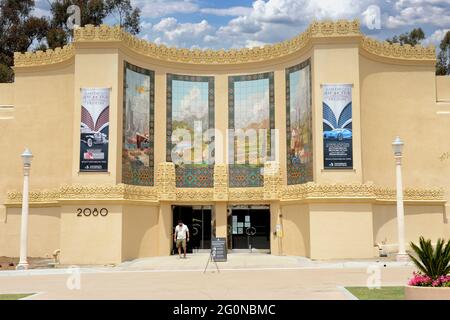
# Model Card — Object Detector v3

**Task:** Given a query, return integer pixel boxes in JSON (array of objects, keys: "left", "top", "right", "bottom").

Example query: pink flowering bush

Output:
[
  {"left": 408, "top": 237, "right": 450, "bottom": 288},
  {"left": 408, "top": 272, "right": 450, "bottom": 287}
]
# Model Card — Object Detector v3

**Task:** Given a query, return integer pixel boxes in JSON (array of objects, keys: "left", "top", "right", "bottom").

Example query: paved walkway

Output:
[{"left": 0, "top": 254, "right": 414, "bottom": 300}]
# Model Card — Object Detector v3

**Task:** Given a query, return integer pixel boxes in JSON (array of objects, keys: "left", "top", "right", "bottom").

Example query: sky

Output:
[{"left": 33, "top": 0, "right": 450, "bottom": 50}]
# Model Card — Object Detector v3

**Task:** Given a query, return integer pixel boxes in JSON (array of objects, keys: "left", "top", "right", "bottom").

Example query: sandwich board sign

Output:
[{"left": 211, "top": 237, "right": 227, "bottom": 262}]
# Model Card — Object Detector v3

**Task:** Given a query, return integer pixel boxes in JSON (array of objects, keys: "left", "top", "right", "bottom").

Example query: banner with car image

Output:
[
  {"left": 80, "top": 88, "right": 110, "bottom": 172},
  {"left": 322, "top": 84, "right": 353, "bottom": 169}
]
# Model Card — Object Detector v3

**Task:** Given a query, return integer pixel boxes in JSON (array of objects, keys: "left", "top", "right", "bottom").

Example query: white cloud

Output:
[
  {"left": 213, "top": 0, "right": 373, "bottom": 48},
  {"left": 31, "top": 0, "right": 450, "bottom": 51},
  {"left": 144, "top": 17, "right": 214, "bottom": 48},
  {"left": 423, "top": 28, "right": 450, "bottom": 47},
  {"left": 385, "top": 0, "right": 450, "bottom": 28},
  {"left": 200, "top": 6, "right": 252, "bottom": 17},
  {"left": 175, "top": 85, "right": 208, "bottom": 121},
  {"left": 245, "top": 40, "right": 268, "bottom": 48},
  {"left": 131, "top": 0, "right": 199, "bottom": 19}
]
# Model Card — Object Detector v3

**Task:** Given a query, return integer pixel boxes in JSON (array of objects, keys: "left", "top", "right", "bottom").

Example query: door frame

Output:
[
  {"left": 228, "top": 205, "right": 271, "bottom": 253},
  {"left": 172, "top": 205, "right": 213, "bottom": 254}
]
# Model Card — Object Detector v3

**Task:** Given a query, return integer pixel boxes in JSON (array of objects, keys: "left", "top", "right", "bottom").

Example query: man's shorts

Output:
[{"left": 176, "top": 239, "right": 187, "bottom": 249}]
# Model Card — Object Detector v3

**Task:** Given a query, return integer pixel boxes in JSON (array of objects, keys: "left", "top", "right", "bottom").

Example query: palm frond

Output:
[{"left": 409, "top": 237, "right": 450, "bottom": 279}]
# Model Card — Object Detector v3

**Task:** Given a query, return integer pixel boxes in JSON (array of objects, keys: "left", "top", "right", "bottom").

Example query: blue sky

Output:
[{"left": 34, "top": 0, "right": 450, "bottom": 50}]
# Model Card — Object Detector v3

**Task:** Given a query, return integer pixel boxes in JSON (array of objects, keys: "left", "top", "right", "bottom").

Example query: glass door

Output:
[{"left": 230, "top": 206, "right": 270, "bottom": 252}]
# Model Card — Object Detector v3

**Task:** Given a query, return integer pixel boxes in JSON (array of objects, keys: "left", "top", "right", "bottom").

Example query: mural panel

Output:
[
  {"left": 122, "top": 62, "right": 155, "bottom": 186},
  {"left": 286, "top": 60, "right": 313, "bottom": 185},
  {"left": 228, "top": 73, "right": 275, "bottom": 188},
  {"left": 167, "top": 75, "right": 215, "bottom": 188}
]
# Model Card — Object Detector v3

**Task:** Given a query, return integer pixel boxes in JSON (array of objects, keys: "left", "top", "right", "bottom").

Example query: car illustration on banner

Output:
[
  {"left": 81, "top": 127, "right": 109, "bottom": 148},
  {"left": 323, "top": 128, "right": 352, "bottom": 141}
]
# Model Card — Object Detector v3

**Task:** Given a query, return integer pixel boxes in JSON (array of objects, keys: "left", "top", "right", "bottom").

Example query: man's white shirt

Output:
[{"left": 175, "top": 224, "right": 189, "bottom": 240}]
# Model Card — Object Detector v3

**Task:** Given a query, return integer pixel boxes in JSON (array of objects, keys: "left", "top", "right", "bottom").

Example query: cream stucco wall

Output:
[
  {"left": 0, "top": 207, "right": 60, "bottom": 258},
  {"left": 280, "top": 204, "right": 310, "bottom": 256},
  {"left": 437, "top": 76, "right": 450, "bottom": 102},
  {"left": 122, "top": 205, "right": 159, "bottom": 261},
  {"left": 309, "top": 203, "right": 374, "bottom": 259},
  {"left": 373, "top": 204, "right": 447, "bottom": 251}
]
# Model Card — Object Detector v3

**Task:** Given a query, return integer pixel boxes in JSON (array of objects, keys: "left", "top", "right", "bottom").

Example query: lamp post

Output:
[
  {"left": 17, "top": 149, "right": 33, "bottom": 270},
  {"left": 392, "top": 137, "right": 408, "bottom": 261}
]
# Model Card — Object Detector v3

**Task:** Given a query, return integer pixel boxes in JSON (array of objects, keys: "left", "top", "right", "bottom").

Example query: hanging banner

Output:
[
  {"left": 80, "top": 88, "right": 110, "bottom": 172},
  {"left": 322, "top": 84, "right": 353, "bottom": 169}
]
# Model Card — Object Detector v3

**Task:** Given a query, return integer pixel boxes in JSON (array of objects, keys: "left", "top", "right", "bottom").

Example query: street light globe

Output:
[
  {"left": 392, "top": 136, "right": 404, "bottom": 157},
  {"left": 21, "top": 148, "right": 33, "bottom": 166}
]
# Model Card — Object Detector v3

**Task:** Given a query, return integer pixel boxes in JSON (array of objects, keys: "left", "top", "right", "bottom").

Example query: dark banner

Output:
[
  {"left": 323, "top": 84, "right": 353, "bottom": 169},
  {"left": 80, "top": 88, "right": 110, "bottom": 172}
]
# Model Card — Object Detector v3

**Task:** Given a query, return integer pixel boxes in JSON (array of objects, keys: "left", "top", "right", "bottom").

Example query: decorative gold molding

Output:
[
  {"left": 14, "top": 45, "right": 75, "bottom": 68},
  {"left": 360, "top": 36, "right": 436, "bottom": 62},
  {"left": 176, "top": 189, "right": 214, "bottom": 202},
  {"left": 13, "top": 19, "right": 436, "bottom": 68},
  {"left": 282, "top": 182, "right": 444, "bottom": 202},
  {"left": 264, "top": 161, "right": 282, "bottom": 200},
  {"left": 228, "top": 188, "right": 265, "bottom": 202},
  {"left": 4, "top": 170, "right": 444, "bottom": 207},
  {"left": 213, "top": 164, "right": 228, "bottom": 201},
  {"left": 156, "top": 162, "right": 176, "bottom": 201},
  {"left": 5, "top": 184, "right": 158, "bottom": 207},
  {"left": 7, "top": 189, "right": 60, "bottom": 204}
]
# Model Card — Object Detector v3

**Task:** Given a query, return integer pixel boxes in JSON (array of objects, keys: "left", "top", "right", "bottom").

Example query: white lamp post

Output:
[
  {"left": 392, "top": 137, "right": 408, "bottom": 261},
  {"left": 17, "top": 149, "right": 33, "bottom": 270}
]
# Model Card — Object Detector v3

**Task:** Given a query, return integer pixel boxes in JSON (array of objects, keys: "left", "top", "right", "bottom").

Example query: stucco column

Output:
[
  {"left": 215, "top": 202, "right": 228, "bottom": 239},
  {"left": 158, "top": 203, "right": 172, "bottom": 256},
  {"left": 270, "top": 201, "right": 282, "bottom": 256}
]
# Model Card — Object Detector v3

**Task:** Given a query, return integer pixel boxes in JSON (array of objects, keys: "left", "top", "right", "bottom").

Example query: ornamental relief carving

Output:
[
  {"left": 14, "top": 20, "right": 435, "bottom": 68},
  {"left": 5, "top": 182, "right": 444, "bottom": 206}
]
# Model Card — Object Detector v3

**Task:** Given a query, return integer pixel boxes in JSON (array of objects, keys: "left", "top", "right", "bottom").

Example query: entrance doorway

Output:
[
  {"left": 228, "top": 205, "right": 270, "bottom": 253},
  {"left": 172, "top": 206, "right": 212, "bottom": 254}
]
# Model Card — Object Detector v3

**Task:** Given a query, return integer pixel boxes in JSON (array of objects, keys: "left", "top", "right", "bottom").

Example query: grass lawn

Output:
[
  {"left": 0, "top": 294, "right": 33, "bottom": 300},
  {"left": 345, "top": 287, "right": 405, "bottom": 300}
]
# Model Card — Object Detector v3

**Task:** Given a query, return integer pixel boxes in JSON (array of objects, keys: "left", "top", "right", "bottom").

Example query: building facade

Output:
[{"left": 0, "top": 20, "right": 449, "bottom": 264}]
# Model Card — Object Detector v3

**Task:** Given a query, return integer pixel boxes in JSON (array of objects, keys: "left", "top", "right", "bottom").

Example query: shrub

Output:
[{"left": 408, "top": 237, "right": 450, "bottom": 287}]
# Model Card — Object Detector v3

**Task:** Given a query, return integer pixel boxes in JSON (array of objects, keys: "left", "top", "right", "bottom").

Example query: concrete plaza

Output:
[{"left": 0, "top": 254, "right": 414, "bottom": 300}]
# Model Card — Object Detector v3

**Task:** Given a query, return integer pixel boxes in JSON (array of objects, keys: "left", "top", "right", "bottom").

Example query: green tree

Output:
[
  {"left": 436, "top": 31, "right": 450, "bottom": 76},
  {"left": 0, "top": 0, "right": 49, "bottom": 82},
  {"left": 386, "top": 28, "right": 425, "bottom": 46},
  {"left": 47, "top": 0, "right": 109, "bottom": 49},
  {"left": 105, "top": 0, "right": 141, "bottom": 35},
  {"left": 46, "top": 0, "right": 141, "bottom": 49}
]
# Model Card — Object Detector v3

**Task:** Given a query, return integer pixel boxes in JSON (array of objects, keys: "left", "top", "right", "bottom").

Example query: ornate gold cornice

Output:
[
  {"left": 14, "top": 45, "right": 75, "bottom": 68},
  {"left": 5, "top": 184, "right": 158, "bottom": 207},
  {"left": 360, "top": 36, "right": 436, "bottom": 62},
  {"left": 282, "top": 183, "right": 444, "bottom": 202},
  {"left": 4, "top": 182, "right": 444, "bottom": 207},
  {"left": 13, "top": 19, "right": 436, "bottom": 68}
]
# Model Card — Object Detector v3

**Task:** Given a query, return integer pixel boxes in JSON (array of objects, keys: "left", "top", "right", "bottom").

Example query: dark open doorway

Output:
[{"left": 172, "top": 206, "right": 212, "bottom": 254}]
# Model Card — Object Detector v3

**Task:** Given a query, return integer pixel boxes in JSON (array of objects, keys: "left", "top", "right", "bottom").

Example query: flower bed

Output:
[{"left": 408, "top": 272, "right": 450, "bottom": 287}]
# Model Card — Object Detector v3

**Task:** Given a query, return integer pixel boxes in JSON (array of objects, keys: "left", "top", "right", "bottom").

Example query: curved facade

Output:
[{"left": 0, "top": 20, "right": 449, "bottom": 264}]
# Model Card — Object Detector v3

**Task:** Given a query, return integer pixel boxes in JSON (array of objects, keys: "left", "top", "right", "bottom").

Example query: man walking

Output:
[{"left": 174, "top": 220, "right": 189, "bottom": 259}]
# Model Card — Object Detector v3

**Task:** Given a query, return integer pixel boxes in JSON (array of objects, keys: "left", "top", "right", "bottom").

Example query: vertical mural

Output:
[
  {"left": 228, "top": 73, "right": 275, "bottom": 188},
  {"left": 286, "top": 60, "right": 313, "bottom": 185},
  {"left": 122, "top": 62, "right": 155, "bottom": 186},
  {"left": 167, "top": 74, "right": 215, "bottom": 188}
]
